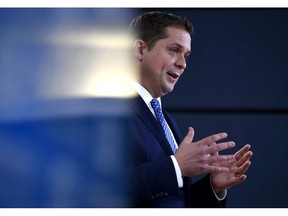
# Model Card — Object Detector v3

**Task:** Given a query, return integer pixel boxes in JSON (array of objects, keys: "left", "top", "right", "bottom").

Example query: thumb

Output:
[{"left": 182, "top": 127, "right": 194, "bottom": 143}]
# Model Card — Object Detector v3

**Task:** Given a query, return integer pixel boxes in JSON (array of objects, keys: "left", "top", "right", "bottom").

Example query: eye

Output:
[
  {"left": 169, "top": 47, "right": 179, "bottom": 55},
  {"left": 184, "top": 53, "right": 190, "bottom": 61}
]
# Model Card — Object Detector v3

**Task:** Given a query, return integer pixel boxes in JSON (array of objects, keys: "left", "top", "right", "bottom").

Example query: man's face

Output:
[{"left": 139, "top": 26, "right": 191, "bottom": 98}]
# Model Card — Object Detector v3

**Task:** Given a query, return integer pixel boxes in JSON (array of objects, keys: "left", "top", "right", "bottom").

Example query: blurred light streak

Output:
[{"left": 37, "top": 29, "right": 138, "bottom": 99}]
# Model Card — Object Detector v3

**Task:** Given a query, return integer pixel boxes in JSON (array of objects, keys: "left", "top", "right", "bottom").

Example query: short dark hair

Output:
[{"left": 128, "top": 11, "right": 194, "bottom": 50}]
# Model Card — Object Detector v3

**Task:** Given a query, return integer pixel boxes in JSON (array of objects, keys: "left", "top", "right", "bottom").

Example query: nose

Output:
[{"left": 175, "top": 54, "right": 186, "bottom": 70}]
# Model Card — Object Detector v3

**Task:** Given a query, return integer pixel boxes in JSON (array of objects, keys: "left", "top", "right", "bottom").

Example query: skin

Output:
[
  {"left": 134, "top": 27, "right": 190, "bottom": 98},
  {"left": 211, "top": 144, "right": 253, "bottom": 193},
  {"left": 134, "top": 26, "right": 253, "bottom": 193}
]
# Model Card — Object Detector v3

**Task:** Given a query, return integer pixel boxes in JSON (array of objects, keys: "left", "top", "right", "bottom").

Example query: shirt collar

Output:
[{"left": 129, "top": 79, "right": 162, "bottom": 108}]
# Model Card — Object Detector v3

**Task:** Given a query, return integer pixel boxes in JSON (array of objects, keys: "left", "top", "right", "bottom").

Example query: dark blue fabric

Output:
[{"left": 128, "top": 96, "right": 226, "bottom": 207}]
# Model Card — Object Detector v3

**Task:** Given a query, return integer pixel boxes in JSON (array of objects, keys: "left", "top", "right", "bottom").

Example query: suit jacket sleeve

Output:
[{"left": 185, "top": 175, "right": 227, "bottom": 208}]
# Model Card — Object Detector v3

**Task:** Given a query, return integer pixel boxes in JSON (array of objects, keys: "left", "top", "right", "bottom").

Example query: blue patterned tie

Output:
[{"left": 150, "top": 99, "right": 177, "bottom": 153}]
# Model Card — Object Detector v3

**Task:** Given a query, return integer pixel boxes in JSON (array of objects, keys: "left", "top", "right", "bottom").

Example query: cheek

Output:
[
  {"left": 143, "top": 50, "right": 171, "bottom": 74},
  {"left": 147, "top": 56, "right": 164, "bottom": 72}
]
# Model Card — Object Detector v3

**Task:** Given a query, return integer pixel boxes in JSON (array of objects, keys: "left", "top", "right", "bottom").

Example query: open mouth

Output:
[{"left": 167, "top": 72, "right": 179, "bottom": 79}]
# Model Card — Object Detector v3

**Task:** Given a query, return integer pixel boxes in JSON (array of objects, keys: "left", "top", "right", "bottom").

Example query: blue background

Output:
[{"left": 157, "top": 8, "right": 288, "bottom": 207}]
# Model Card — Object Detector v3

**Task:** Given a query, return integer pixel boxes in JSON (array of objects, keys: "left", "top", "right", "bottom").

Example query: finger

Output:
[
  {"left": 231, "top": 174, "right": 247, "bottom": 186},
  {"left": 182, "top": 127, "right": 195, "bottom": 143},
  {"left": 235, "top": 160, "right": 252, "bottom": 177},
  {"left": 223, "top": 173, "right": 248, "bottom": 189},
  {"left": 208, "top": 141, "right": 236, "bottom": 155},
  {"left": 206, "top": 165, "right": 230, "bottom": 173},
  {"left": 235, "top": 144, "right": 251, "bottom": 161},
  {"left": 209, "top": 154, "right": 235, "bottom": 164},
  {"left": 199, "top": 132, "right": 228, "bottom": 146},
  {"left": 210, "top": 132, "right": 228, "bottom": 143},
  {"left": 236, "top": 151, "right": 253, "bottom": 167}
]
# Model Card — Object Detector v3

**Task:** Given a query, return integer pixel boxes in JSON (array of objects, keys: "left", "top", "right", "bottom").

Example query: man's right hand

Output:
[{"left": 174, "top": 127, "right": 235, "bottom": 177}]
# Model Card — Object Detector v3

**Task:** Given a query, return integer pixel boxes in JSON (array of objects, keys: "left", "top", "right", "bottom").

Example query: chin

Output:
[
  {"left": 164, "top": 87, "right": 175, "bottom": 95},
  {"left": 161, "top": 83, "right": 176, "bottom": 96}
]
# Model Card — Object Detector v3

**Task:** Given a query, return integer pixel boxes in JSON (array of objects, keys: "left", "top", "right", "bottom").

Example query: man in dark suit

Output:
[{"left": 127, "top": 11, "right": 253, "bottom": 208}]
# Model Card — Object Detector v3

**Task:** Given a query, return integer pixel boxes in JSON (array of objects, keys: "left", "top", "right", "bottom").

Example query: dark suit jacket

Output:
[{"left": 128, "top": 96, "right": 226, "bottom": 208}]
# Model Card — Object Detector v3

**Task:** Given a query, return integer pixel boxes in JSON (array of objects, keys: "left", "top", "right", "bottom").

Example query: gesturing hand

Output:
[
  {"left": 210, "top": 144, "right": 253, "bottom": 193},
  {"left": 174, "top": 127, "right": 236, "bottom": 177}
]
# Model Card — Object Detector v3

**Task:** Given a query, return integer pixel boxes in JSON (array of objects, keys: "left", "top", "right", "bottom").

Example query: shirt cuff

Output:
[
  {"left": 210, "top": 175, "right": 227, "bottom": 201},
  {"left": 170, "top": 155, "right": 183, "bottom": 188}
]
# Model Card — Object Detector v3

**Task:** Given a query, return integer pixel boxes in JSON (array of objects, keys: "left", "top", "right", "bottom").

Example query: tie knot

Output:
[{"left": 150, "top": 99, "right": 161, "bottom": 111}]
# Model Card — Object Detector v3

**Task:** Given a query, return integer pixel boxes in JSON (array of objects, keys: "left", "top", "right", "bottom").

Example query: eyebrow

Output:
[{"left": 170, "top": 43, "right": 191, "bottom": 55}]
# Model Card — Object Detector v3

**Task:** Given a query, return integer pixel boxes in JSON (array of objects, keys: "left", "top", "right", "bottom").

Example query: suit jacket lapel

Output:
[{"left": 131, "top": 96, "right": 174, "bottom": 155}]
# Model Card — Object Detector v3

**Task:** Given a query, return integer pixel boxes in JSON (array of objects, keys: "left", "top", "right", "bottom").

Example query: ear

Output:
[{"left": 133, "top": 40, "right": 146, "bottom": 62}]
